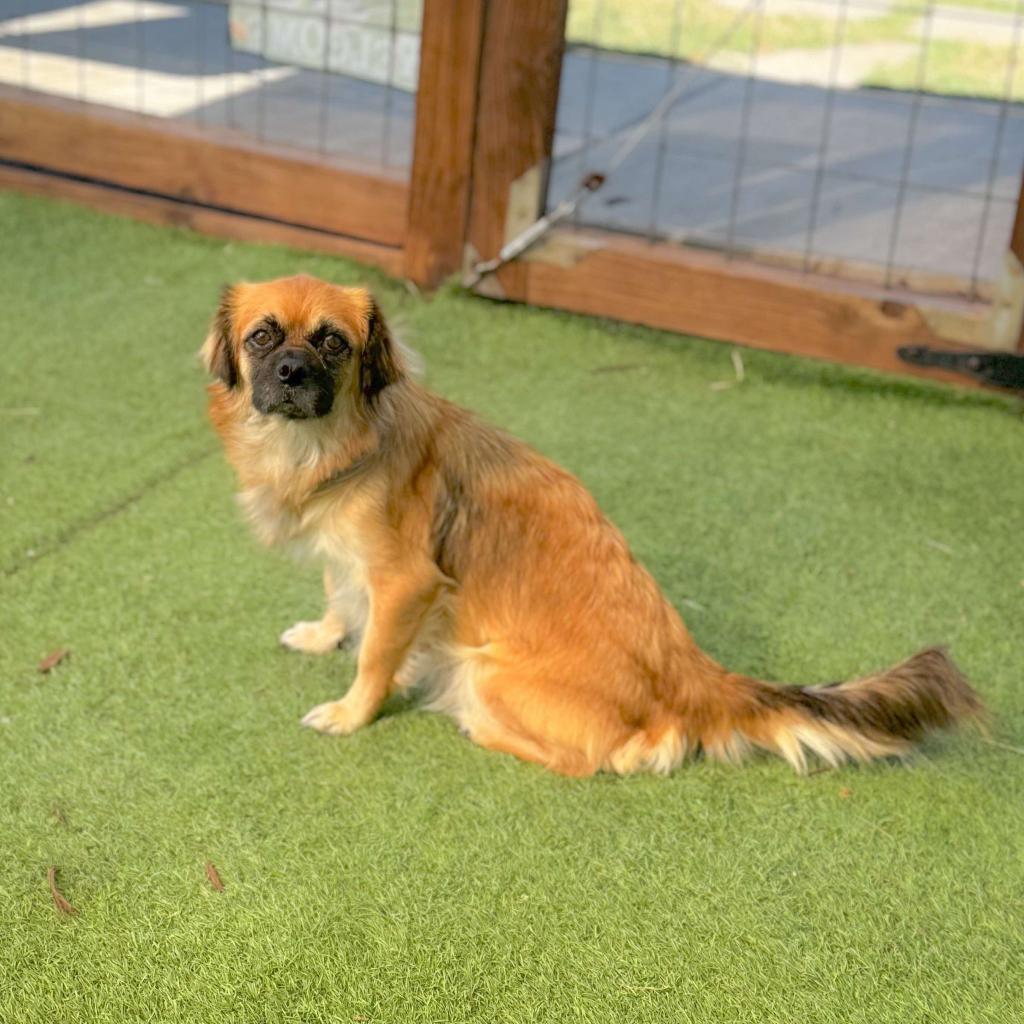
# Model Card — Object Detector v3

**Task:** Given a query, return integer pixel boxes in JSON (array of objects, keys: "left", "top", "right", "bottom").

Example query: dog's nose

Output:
[{"left": 276, "top": 353, "right": 306, "bottom": 385}]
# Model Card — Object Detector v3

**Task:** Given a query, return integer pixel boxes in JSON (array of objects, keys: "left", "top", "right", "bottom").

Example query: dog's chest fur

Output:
[
  {"left": 227, "top": 405, "right": 461, "bottom": 698},
  {"left": 234, "top": 415, "right": 357, "bottom": 544}
]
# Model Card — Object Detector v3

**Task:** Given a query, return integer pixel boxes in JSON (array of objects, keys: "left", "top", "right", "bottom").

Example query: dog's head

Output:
[{"left": 201, "top": 275, "right": 402, "bottom": 420}]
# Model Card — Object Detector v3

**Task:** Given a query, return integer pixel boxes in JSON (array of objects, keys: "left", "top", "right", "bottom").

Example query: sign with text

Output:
[{"left": 229, "top": 0, "right": 422, "bottom": 91}]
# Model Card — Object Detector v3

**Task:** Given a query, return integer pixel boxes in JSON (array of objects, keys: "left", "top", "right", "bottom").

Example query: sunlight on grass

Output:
[
  {"left": 866, "top": 38, "right": 1024, "bottom": 100},
  {"left": 566, "top": 0, "right": 1022, "bottom": 100}
]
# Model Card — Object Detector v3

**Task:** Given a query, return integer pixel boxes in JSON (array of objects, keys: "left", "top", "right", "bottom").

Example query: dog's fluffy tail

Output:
[{"left": 695, "top": 647, "right": 984, "bottom": 772}]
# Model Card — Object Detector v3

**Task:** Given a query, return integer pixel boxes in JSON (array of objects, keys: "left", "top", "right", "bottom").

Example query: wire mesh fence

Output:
[
  {"left": 0, "top": 0, "right": 421, "bottom": 171},
  {"left": 550, "top": 0, "right": 1024, "bottom": 300},
  {"left": 4, "top": 0, "right": 1022, "bottom": 306}
]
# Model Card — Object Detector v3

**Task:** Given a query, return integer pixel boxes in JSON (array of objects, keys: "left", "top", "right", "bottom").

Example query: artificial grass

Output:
[{"left": 1, "top": 190, "right": 1022, "bottom": 1024}]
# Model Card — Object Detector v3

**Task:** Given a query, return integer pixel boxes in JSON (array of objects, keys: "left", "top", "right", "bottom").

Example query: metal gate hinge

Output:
[{"left": 897, "top": 346, "right": 1024, "bottom": 392}]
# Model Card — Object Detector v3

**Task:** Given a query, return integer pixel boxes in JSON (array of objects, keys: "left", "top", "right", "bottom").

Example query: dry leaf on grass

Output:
[
  {"left": 839, "top": 787, "right": 853, "bottom": 800},
  {"left": 47, "top": 866, "right": 77, "bottom": 917},
  {"left": 205, "top": 861, "right": 225, "bottom": 892},
  {"left": 37, "top": 648, "right": 70, "bottom": 673}
]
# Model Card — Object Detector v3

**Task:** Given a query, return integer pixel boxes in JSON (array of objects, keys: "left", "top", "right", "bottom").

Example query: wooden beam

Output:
[
  {"left": 465, "top": 0, "right": 568, "bottom": 299},
  {"left": 0, "top": 164, "right": 405, "bottom": 277},
  {"left": 1011, "top": 171, "right": 1024, "bottom": 351},
  {"left": 403, "top": 0, "right": 486, "bottom": 288},
  {"left": 1012, "top": 174, "right": 1024, "bottom": 265},
  {"left": 0, "top": 86, "right": 407, "bottom": 246},
  {"left": 513, "top": 228, "right": 995, "bottom": 390}
]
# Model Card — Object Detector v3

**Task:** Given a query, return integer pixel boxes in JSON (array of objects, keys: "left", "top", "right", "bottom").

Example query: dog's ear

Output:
[
  {"left": 200, "top": 285, "right": 238, "bottom": 388},
  {"left": 360, "top": 298, "right": 403, "bottom": 403}
]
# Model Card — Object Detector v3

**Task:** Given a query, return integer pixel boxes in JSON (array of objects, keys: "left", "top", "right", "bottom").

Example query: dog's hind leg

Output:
[
  {"left": 470, "top": 725, "right": 594, "bottom": 776},
  {"left": 468, "top": 672, "right": 621, "bottom": 777}
]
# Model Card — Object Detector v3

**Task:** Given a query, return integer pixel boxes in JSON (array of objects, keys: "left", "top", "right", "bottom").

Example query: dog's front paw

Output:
[
  {"left": 280, "top": 619, "right": 346, "bottom": 655},
  {"left": 301, "top": 697, "right": 369, "bottom": 736}
]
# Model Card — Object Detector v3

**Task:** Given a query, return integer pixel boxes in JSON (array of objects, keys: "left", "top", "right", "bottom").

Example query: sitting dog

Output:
[{"left": 201, "top": 274, "right": 982, "bottom": 775}]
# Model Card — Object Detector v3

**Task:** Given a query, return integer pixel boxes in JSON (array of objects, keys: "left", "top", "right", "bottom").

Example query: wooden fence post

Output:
[
  {"left": 1011, "top": 172, "right": 1024, "bottom": 351},
  {"left": 464, "top": 0, "right": 569, "bottom": 300},
  {"left": 405, "top": 0, "right": 568, "bottom": 292},
  {"left": 403, "top": 0, "right": 488, "bottom": 288}
]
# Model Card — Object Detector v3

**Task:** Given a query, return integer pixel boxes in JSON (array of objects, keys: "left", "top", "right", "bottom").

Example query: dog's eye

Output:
[
  {"left": 323, "top": 333, "right": 349, "bottom": 354},
  {"left": 248, "top": 329, "right": 272, "bottom": 348}
]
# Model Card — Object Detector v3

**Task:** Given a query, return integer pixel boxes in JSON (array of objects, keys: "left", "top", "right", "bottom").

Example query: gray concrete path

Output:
[
  {"left": 0, "top": 1, "right": 416, "bottom": 169},
  {"left": 551, "top": 47, "right": 1023, "bottom": 292}
]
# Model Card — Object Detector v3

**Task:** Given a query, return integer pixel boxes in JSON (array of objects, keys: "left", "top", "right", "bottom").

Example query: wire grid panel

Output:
[
  {"left": 0, "top": 0, "right": 422, "bottom": 171},
  {"left": 550, "top": 0, "right": 1024, "bottom": 299}
]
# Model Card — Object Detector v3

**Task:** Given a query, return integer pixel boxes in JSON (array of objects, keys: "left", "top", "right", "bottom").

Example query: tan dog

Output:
[{"left": 202, "top": 274, "right": 983, "bottom": 776}]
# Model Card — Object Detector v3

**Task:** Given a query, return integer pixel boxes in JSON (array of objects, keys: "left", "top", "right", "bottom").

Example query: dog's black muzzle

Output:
[{"left": 253, "top": 348, "right": 335, "bottom": 420}]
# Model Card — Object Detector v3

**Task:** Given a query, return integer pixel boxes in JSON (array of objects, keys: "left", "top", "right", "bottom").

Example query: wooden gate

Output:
[{"left": 1, "top": 0, "right": 1021, "bottom": 388}]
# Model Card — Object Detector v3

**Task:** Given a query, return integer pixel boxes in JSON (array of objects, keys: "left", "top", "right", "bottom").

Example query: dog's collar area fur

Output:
[{"left": 311, "top": 453, "right": 374, "bottom": 497}]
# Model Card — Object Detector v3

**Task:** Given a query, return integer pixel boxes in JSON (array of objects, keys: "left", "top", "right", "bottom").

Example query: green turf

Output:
[{"left": 1, "top": 191, "right": 1022, "bottom": 1023}]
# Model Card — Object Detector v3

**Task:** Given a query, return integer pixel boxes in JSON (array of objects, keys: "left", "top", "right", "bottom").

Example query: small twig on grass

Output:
[
  {"left": 590, "top": 363, "right": 644, "bottom": 375},
  {"left": 710, "top": 349, "right": 746, "bottom": 391},
  {"left": 980, "top": 737, "right": 1024, "bottom": 757},
  {"left": 617, "top": 984, "right": 673, "bottom": 994},
  {"left": 47, "top": 866, "right": 77, "bottom": 917},
  {"left": 205, "top": 861, "right": 225, "bottom": 892},
  {"left": 37, "top": 648, "right": 70, "bottom": 673}
]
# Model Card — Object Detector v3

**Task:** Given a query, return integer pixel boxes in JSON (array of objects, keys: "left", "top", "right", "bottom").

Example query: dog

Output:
[{"left": 201, "top": 273, "right": 983, "bottom": 776}]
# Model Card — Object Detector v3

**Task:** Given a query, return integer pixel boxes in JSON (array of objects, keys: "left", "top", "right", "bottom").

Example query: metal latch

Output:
[{"left": 897, "top": 346, "right": 1024, "bottom": 392}]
